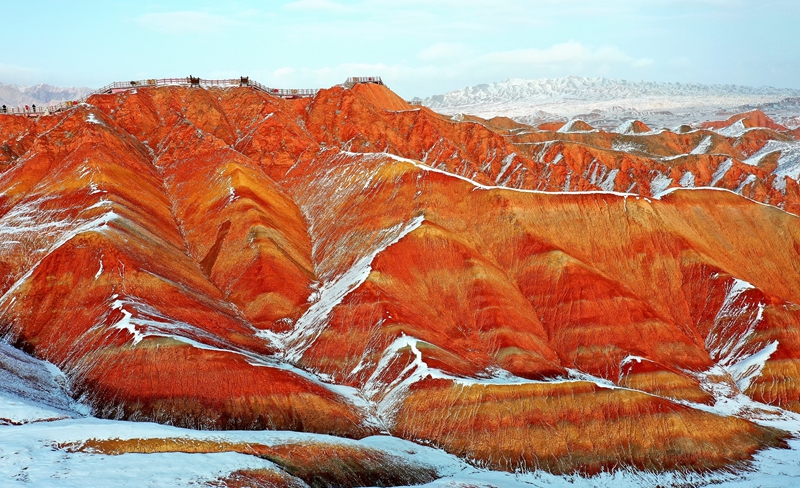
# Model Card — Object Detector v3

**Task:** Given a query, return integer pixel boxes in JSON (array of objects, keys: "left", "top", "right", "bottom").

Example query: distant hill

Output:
[
  {"left": 0, "top": 82, "right": 93, "bottom": 109},
  {"left": 414, "top": 76, "right": 800, "bottom": 129}
]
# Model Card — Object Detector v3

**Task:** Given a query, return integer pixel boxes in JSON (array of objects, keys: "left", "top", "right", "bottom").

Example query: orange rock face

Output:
[
  {"left": 1, "top": 81, "right": 799, "bottom": 475},
  {"left": 701, "top": 109, "right": 789, "bottom": 132}
]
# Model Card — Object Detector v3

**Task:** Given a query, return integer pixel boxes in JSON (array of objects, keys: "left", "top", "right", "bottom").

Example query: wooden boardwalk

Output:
[{"left": 1, "top": 76, "right": 383, "bottom": 117}]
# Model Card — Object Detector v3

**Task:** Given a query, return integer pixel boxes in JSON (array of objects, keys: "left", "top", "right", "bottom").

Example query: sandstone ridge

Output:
[{"left": 1, "top": 80, "right": 799, "bottom": 479}]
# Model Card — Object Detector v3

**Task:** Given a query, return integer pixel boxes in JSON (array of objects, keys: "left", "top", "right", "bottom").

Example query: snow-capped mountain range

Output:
[
  {"left": 0, "top": 82, "right": 92, "bottom": 109},
  {"left": 415, "top": 77, "right": 800, "bottom": 130}
]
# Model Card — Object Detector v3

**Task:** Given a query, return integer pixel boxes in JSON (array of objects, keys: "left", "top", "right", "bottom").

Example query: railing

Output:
[
  {"left": 344, "top": 76, "right": 383, "bottom": 88},
  {"left": 1, "top": 100, "right": 81, "bottom": 116},
  {"left": 90, "top": 77, "right": 320, "bottom": 97},
  {"left": 1, "top": 76, "right": 383, "bottom": 117}
]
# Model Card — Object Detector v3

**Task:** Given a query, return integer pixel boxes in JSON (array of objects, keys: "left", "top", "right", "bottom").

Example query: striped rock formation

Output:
[{"left": 1, "top": 81, "right": 799, "bottom": 478}]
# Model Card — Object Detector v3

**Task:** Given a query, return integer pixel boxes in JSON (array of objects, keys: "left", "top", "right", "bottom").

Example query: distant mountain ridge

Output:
[
  {"left": 415, "top": 77, "right": 800, "bottom": 129},
  {"left": 419, "top": 76, "right": 800, "bottom": 108},
  {"left": 0, "top": 82, "right": 93, "bottom": 108}
]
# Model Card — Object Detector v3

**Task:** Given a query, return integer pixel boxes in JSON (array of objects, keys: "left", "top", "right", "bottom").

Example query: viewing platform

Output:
[{"left": 0, "top": 76, "right": 384, "bottom": 117}]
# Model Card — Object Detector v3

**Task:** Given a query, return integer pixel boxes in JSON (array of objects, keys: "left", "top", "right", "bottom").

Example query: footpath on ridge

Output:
[{"left": 0, "top": 75, "right": 384, "bottom": 116}]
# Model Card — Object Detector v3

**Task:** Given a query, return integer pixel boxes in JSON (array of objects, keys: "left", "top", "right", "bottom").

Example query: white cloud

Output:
[
  {"left": 283, "top": 0, "right": 353, "bottom": 12},
  {"left": 253, "top": 62, "right": 440, "bottom": 91},
  {"left": 136, "top": 11, "right": 237, "bottom": 34},
  {"left": 0, "top": 63, "right": 42, "bottom": 85},
  {"left": 418, "top": 43, "right": 471, "bottom": 62},
  {"left": 273, "top": 67, "right": 296, "bottom": 77},
  {"left": 481, "top": 41, "right": 652, "bottom": 70},
  {"left": 248, "top": 40, "right": 658, "bottom": 98}
]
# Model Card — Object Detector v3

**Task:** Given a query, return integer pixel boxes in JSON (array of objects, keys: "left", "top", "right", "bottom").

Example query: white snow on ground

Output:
[
  {"left": 420, "top": 77, "right": 800, "bottom": 115},
  {"left": 2, "top": 355, "right": 799, "bottom": 487},
  {"left": 613, "top": 119, "right": 638, "bottom": 134},
  {"left": 382, "top": 149, "right": 797, "bottom": 219},
  {"left": 374, "top": 151, "right": 638, "bottom": 198},
  {"left": 735, "top": 174, "right": 757, "bottom": 194},
  {"left": 85, "top": 113, "right": 103, "bottom": 125},
  {"left": 557, "top": 118, "right": 593, "bottom": 133},
  {"left": 649, "top": 172, "right": 673, "bottom": 194},
  {"left": 109, "top": 299, "right": 145, "bottom": 346},
  {"left": 598, "top": 168, "right": 619, "bottom": 191},
  {"left": 0, "top": 419, "right": 289, "bottom": 488},
  {"left": 716, "top": 119, "right": 748, "bottom": 137},
  {"left": 495, "top": 152, "right": 516, "bottom": 182},
  {"left": 1, "top": 416, "right": 798, "bottom": 488},
  {"left": 691, "top": 135, "right": 714, "bottom": 155},
  {"left": 727, "top": 341, "right": 779, "bottom": 392},
  {"left": 0, "top": 208, "right": 119, "bottom": 303},
  {"left": 268, "top": 213, "right": 425, "bottom": 362},
  {"left": 0, "top": 342, "right": 88, "bottom": 425},
  {"left": 93, "top": 257, "right": 103, "bottom": 280},
  {"left": 744, "top": 140, "right": 800, "bottom": 191},
  {"left": 706, "top": 278, "right": 764, "bottom": 366},
  {"left": 611, "top": 140, "right": 642, "bottom": 152},
  {"left": 710, "top": 158, "right": 733, "bottom": 185},
  {"left": 744, "top": 141, "right": 782, "bottom": 166},
  {"left": 329, "top": 151, "right": 797, "bottom": 223},
  {"left": 416, "top": 76, "right": 800, "bottom": 130},
  {"left": 0, "top": 166, "right": 123, "bottom": 309}
]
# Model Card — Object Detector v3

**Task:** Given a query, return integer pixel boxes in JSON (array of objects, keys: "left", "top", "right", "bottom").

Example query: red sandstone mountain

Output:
[
  {"left": 701, "top": 109, "right": 789, "bottom": 132},
  {"left": 1, "top": 80, "right": 799, "bottom": 479}
]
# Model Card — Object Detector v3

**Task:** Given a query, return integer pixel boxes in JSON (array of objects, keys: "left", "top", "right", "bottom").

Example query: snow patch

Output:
[
  {"left": 706, "top": 278, "right": 766, "bottom": 368},
  {"left": 94, "top": 257, "right": 104, "bottom": 280},
  {"left": 0, "top": 209, "right": 120, "bottom": 304},
  {"left": 710, "top": 158, "right": 733, "bottom": 185},
  {"left": 85, "top": 113, "right": 103, "bottom": 125},
  {"left": 613, "top": 119, "right": 640, "bottom": 134},
  {"left": 649, "top": 172, "right": 673, "bottom": 194},
  {"left": 557, "top": 119, "right": 593, "bottom": 133},
  {"left": 598, "top": 168, "right": 619, "bottom": 191},
  {"left": 716, "top": 119, "right": 747, "bottom": 137},
  {"left": 0, "top": 342, "right": 87, "bottom": 424},
  {"left": 276, "top": 214, "right": 425, "bottom": 361},
  {"left": 728, "top": 341, "right": 779, "bottom": 392},
  {"left": 611, "top": 140, "right": 642, "bottom": 153},
  {"left": 735, "top": 174, "right": 756, "bottom": 193},
  {"left": 690, "top": 135, "right": 713, "bottom": 155},
  {"left": 495, "top": 152, "right": 516, "bottom": 182},
  {"left": 679, "top": 171, "right": 696, "bottom": 187},
  {"left": 110, "top": 300, "right": 145, "bottom": 346}
]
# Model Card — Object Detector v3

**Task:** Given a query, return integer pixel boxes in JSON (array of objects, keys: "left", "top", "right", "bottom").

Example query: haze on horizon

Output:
[{"left": 1, "top": 0, "right": 798, "bottom": 99}]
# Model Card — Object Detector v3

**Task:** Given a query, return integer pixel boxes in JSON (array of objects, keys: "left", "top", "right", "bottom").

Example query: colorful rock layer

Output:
[{"left": 1, "top": 81, "right": 799, "bottom": 475}]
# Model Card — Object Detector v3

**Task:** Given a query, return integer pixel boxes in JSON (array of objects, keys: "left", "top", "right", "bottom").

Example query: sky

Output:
[{"left": 1, "top": 0, "right": 799, "bottom": 99}]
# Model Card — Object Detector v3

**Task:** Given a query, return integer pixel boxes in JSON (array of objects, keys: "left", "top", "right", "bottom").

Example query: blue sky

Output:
[{"left": 1, "top": 0, "right": 798, "bottom": 98}]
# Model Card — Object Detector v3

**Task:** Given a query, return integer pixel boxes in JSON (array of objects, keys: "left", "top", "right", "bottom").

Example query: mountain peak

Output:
[{"left": 0, "top": 81, "right": 93, "bottom": 107}]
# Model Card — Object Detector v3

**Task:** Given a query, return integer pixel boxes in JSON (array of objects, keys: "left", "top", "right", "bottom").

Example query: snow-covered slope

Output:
[
  {"left": 0, "top": 342, "right": 87, "bottom": 424},
  {"left": 415, "top": 77, "right": 800, "bottom": 129}
]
